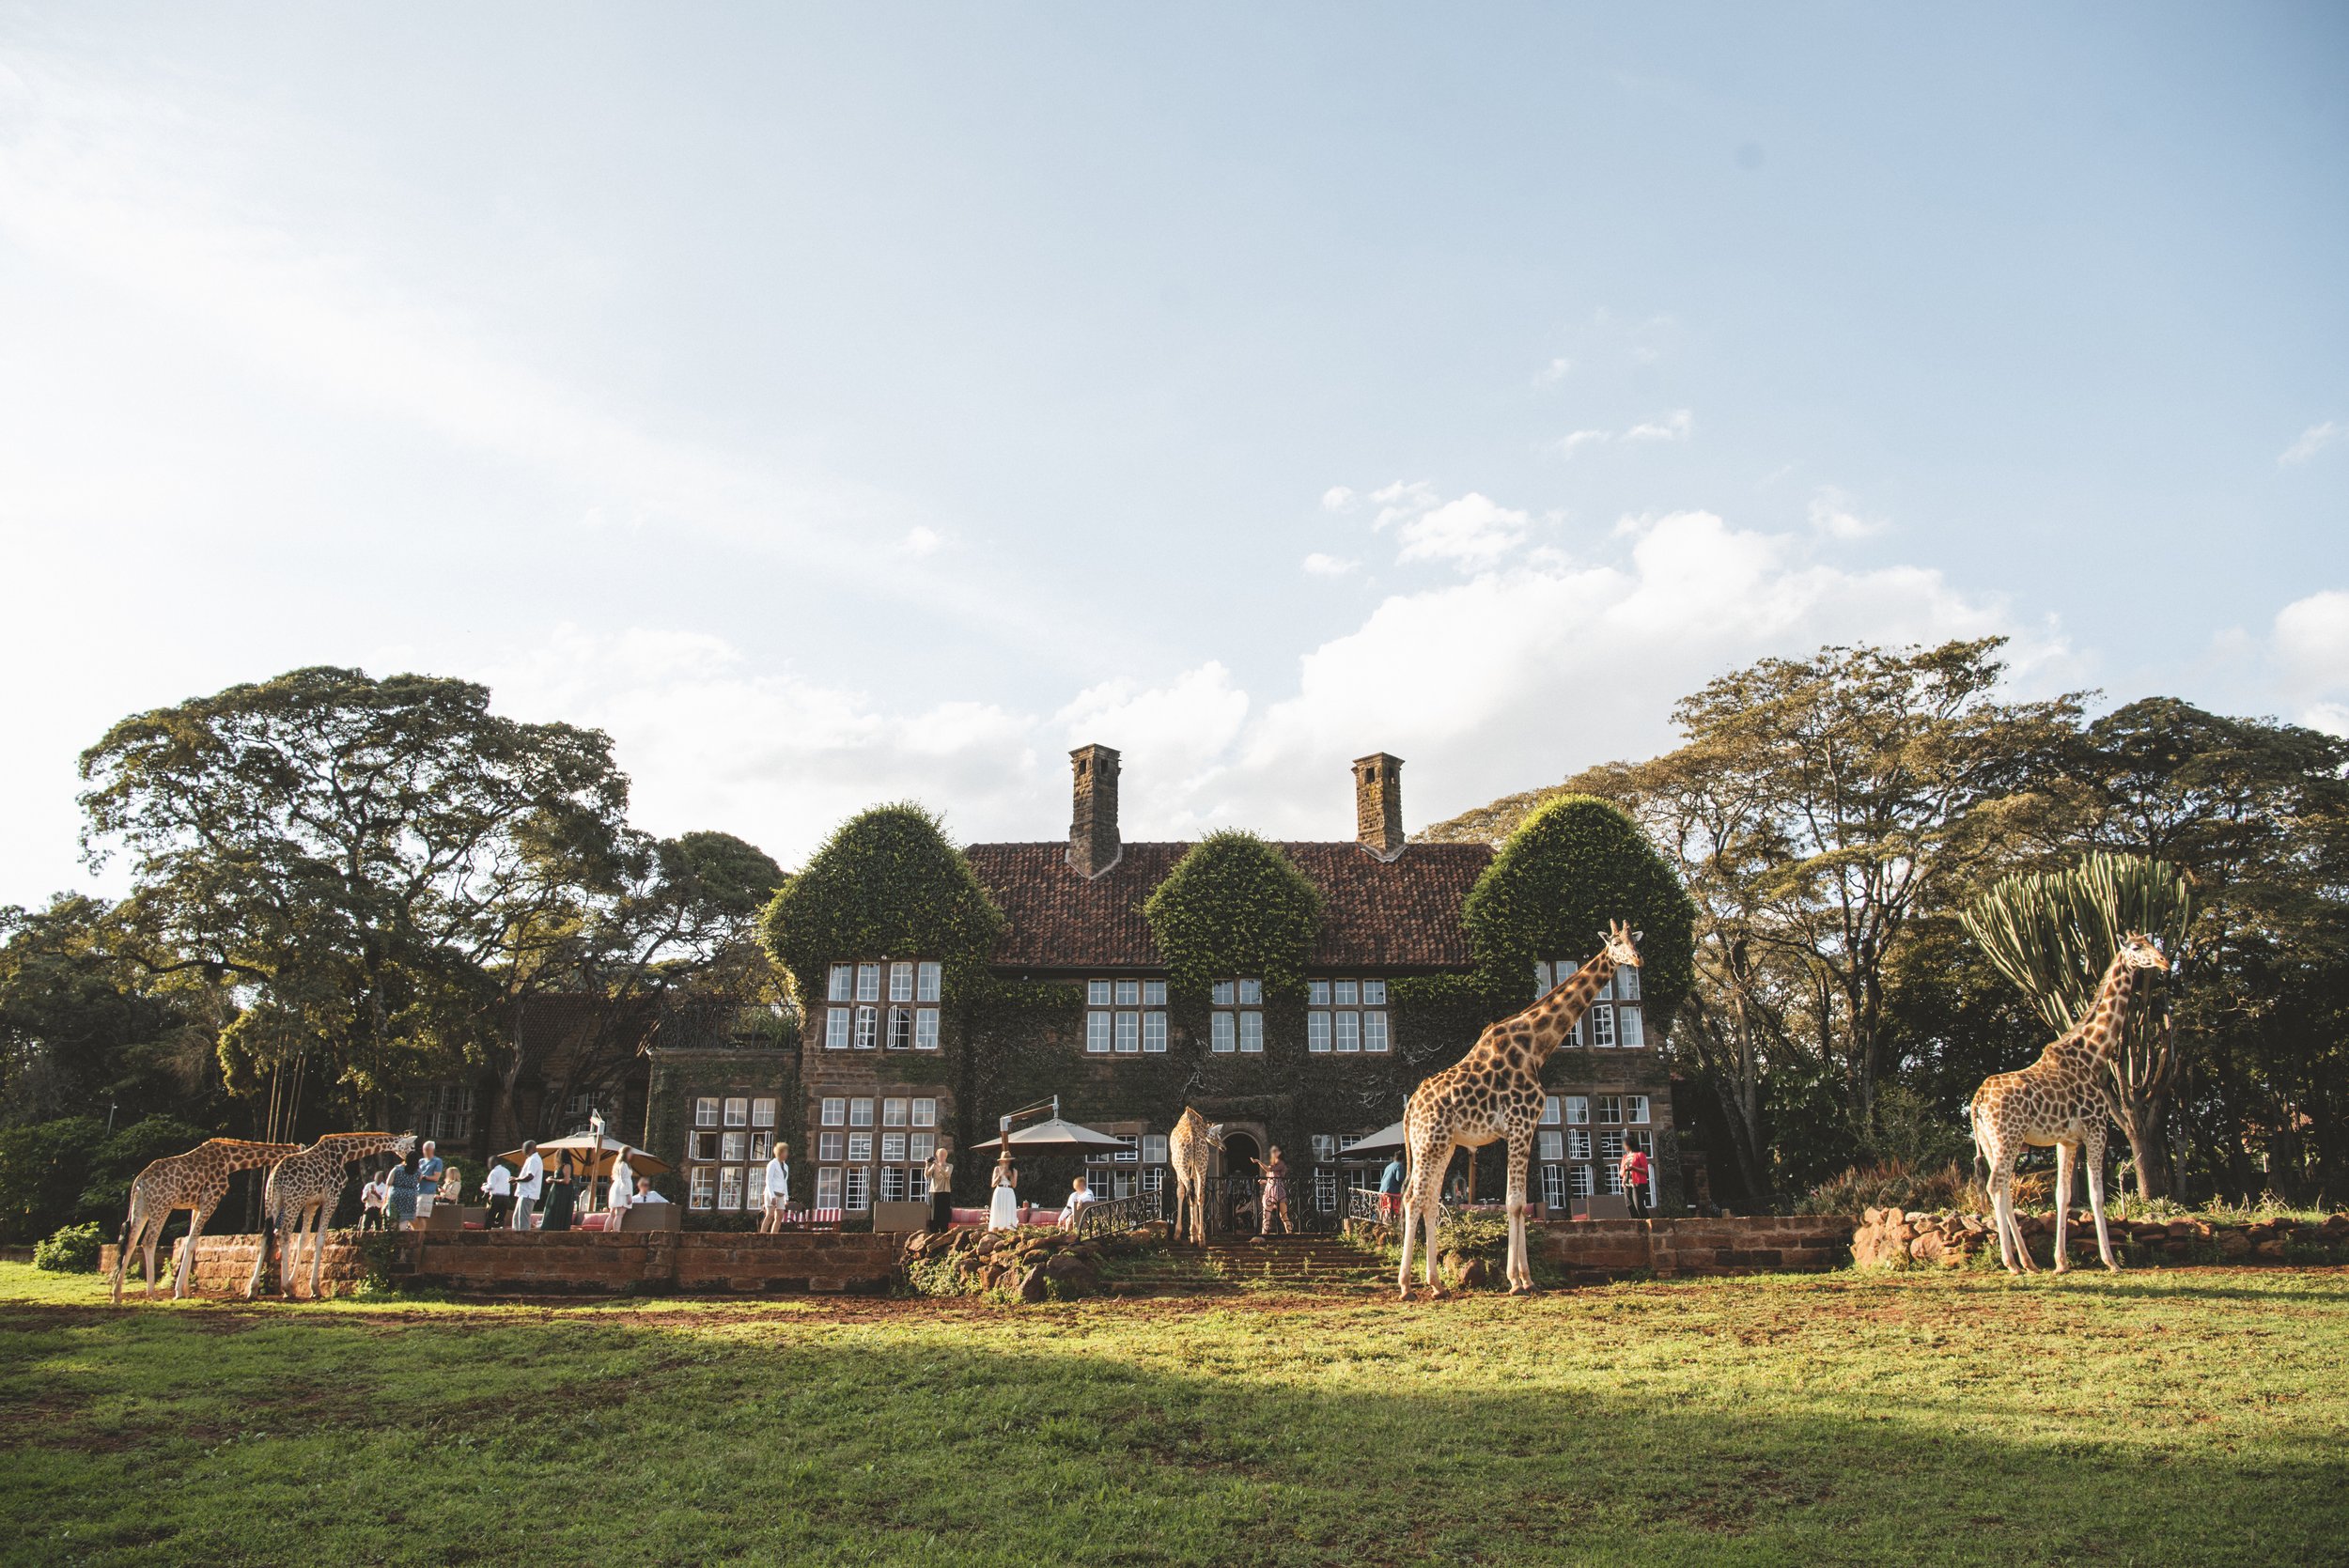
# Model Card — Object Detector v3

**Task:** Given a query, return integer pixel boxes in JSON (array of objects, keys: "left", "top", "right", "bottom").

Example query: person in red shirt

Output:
[{"left": 1619, "top": 1145, "right": 1652, "bottom": 1217}]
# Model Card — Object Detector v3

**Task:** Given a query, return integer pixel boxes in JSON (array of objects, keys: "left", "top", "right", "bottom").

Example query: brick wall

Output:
[
  {"left": 407, "top": 1230, "right": 901, "bottom": 1295},
  {"left": 100, "top": 1235, "right": 369, "bottom": 1298},
  {"left": 1538, "top": 1216, "right": 1852, "bottom": 1281}
]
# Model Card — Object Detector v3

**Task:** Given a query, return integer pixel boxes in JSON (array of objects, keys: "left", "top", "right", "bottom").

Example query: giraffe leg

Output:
[
  {"left": 112, "top": 1194, "right": 143, "bottom": 1306},
  {"left": 1504, "top": 1135, "right": 1534, "bottom": 1294},
  {"left": 2083, "top": 1126, "right": 2120, "bottom": 1272},
  {"left": 2052, "top": 1142, "right": 2075, "bottom": 1275},
  {"left": 1989, "top": 1145, "right": 2031, "bottom": 1275},
  {"left": 143, "top": 1214, "right": 164, "bottom": 1299},
  {"left": 310, "top": 1203, "right": 331, "bottom": 1299},
  {"left": 173, "top": 1199, "right": 214, "bottom": 1300},
  {"left": 1421, "top": 1144, "right": 1449, "bottom": 1294},
  {"left": 245, "top": 1208, "right": 271, "bottom": 1299},
  {"left": 1394, "top": 1143, "right": 1421, "bottom": 1298}
]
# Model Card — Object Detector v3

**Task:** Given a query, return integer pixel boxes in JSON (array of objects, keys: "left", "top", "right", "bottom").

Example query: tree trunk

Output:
[{"left": 2108, "top": 1092, "right": 2174, "bottom": 1201}]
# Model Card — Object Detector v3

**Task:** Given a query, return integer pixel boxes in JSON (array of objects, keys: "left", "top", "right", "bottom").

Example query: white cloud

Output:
[
  {"left": 1368, "top": 482, "right": 1529, "bottom": 568},
  {"left": 2279, "top": 421, "right": 2344, "bottom": 466},
  {"left": 1320, "top": 486, "right": 1358, "bottom": 512},
  {"left": 2272, "top": 590, "right": 2349, "bottom": 734},
  {"left": 1550, "top": 410, "right": 1692, "bottom": 458},
  {"left": 1534, "top": 356, "right": 1572, "bottom": 385},
  {"left": 900, "top": 526, "right": 943, "bottom": 557},
  {"left": 1808, "top": 486, "right": 1886, "bottom": 539},
  {"left": 1301, "top": 553, "right": 1358, "bottom": 577}
]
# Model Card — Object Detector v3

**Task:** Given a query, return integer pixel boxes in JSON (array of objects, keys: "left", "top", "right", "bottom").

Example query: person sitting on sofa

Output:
[{"left": 1058, "top": 1174, "right": 1098, "bottom": 1232}]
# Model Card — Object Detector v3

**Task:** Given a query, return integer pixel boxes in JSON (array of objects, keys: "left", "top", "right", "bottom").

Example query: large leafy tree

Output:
[{"left": 79, "top": 667, "right": 636, "bottom": 1131}]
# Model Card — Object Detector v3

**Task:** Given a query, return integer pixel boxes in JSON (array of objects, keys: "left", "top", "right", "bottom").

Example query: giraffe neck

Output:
[
  {"left": 215, "top": 1142, "right": 305, "bottom": 1174},
  {"left": 2072, "top": 954, "right": 2140, "bottom": 1066},
  {"left": 1517, "top": 955, "right": 1619, "bottom": 1063}
]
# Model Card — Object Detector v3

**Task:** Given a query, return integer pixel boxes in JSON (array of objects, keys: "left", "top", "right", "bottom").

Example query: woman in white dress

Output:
[{"left": 988, "top": 1155, "right": 1020, "bottom": 1230}]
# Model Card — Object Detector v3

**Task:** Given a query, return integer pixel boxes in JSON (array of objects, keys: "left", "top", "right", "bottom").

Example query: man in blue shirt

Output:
[{"left": 1378, "top": 1156, "right": 1405, "bottom": 1221}]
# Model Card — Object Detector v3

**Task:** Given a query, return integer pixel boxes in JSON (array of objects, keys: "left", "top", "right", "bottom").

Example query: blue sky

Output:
[{"left": 2, "top": 4, "right": 2344, "bottom": 897}]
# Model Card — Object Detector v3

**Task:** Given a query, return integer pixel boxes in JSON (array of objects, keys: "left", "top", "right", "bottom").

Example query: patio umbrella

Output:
[
  {"left": 1344, "top": 1120, "right": 1409, "bottom": 1157},
  {"left": 494, "top": 1133, "right": 672, "bottom": 1180},
  {"left": 967, "top": 1116, "right": 1130, "bottom": 1155}
]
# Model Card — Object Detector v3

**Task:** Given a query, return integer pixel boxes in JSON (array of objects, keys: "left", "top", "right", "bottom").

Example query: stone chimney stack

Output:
[
  {"left": 1353, "top": 753, "right": 1406, "bottom": 858},
  {"left": 1068, "top": 743, "right": 1122, "bottom": 877}
]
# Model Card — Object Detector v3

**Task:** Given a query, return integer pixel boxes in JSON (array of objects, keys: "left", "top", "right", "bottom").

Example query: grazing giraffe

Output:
[
  {"left": 1167, "top": 1108, "right": 1229, "bottom": 1245},
  {"left": 1398, "top": 922, "right": 1642, "bottom": 1297},
  {"left": 245, "top": 1132, "right": 416, "bottom": 1300},
  {"left": 112, "top": 1139, "right": 305, "bottom": 1303},
  {"left": 1970, "top": 933, "right": 2169, "bottom": 1275}
]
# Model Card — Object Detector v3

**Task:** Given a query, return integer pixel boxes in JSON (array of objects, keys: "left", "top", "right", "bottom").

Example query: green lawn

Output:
[{"left": 3, "top": 1263, "right": 2344, "bottom": 1567}]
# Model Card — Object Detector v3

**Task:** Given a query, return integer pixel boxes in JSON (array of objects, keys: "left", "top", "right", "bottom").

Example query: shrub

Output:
[
  {"left": 1797, "top": 1159, "right": 1977, "bottom": 1216},
  {"left": 33, "top": 1220, "right": 103, "bottom": 1272}
]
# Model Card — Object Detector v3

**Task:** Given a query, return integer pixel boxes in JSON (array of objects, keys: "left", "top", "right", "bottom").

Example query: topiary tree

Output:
[
  {"left": 1462, "top": 795, "right": 1698, "bottom": 1032},
  {"left": 1961, "top": 852, "right": 2192, "bottom": 1198},
  {"left": 756, "top": 803, "right": 1004, "bottom": 1006},
  {"left": 1142, "top": 831, "right": 1324, "bottom": 1000}
]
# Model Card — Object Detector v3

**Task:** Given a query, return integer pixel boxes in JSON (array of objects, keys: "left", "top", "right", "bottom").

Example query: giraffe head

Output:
[
  {"left": 1603, "top": 921, "right": 1642, "bottom": 970},
  {"left": 1203, "top": 1122, "right": 1230, "bottom": 1151},
  {"left": 2116, "top": 932, "right": 2168, "bottom": 973}
]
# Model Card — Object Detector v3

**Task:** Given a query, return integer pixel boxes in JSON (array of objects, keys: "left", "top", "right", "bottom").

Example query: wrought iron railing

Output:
[
  {"left": 1073, "top": 1188, "right": 1163, "bottom": 1240},
  {"left": 1346, "top": 1186, "right": 1455, "bottom": 1228}
]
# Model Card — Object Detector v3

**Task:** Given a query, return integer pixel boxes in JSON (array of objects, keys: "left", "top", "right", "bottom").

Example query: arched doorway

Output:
[{"left": 1215, "top": 1132, "right": 1262, "bottom": 1236}]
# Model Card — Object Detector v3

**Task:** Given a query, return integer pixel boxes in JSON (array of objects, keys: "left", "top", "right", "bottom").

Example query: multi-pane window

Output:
[
  {"left": 917, "top": 962, "right": 941, "bottom": 1001},
  {"left": 1141, "top": 1134, "right": 1169, "bottom": 1166},
  {"left": 829, "top": 964, "right": 854, "bottom": 1002},
  {"left": 891, "top": 961, "right": 914, "bottom": 1001},
  {"left": 825, "top": 1009, "right": 851, "bottom": 1050},
  {"left": 721, "top": 1131, "right": 748, "bottom": 1162},
  {"left": 820, "top": 1098, "right": 847, "bottom": 1126},
  {"left": 880, "top": 1132, "right": 907, "bottom": 1163},
  {"left": 1307, "top": 978, "right": 1389, "bottom": 1054},
  {"left": 1086, "top": 977, "right": 1167, "bottom": 1057},
  {"left": 724, "top": 1097, "right": 749, "bottom": 1127},
  {"left": 912, "top": 1098, "right": 938, "bottom": 1126},
  {"left": 880, "top": 1166, "right": 908, "bottom": 1203},
  {"left": 694, "top": 1097, "right": 721, "bottom": 1128},
  {"left": 1209, "top": 979, "right": 1264, "bottom": 1053},
  {"left": 914, "top": 1009, "right": 941, "bottom": 1049},
  {"left": 1597, "top": 1095, "right": 1624, "bottom": 1125},
  {"left": 752, "top": 1098, "right": 777, "bottom": 1128},
  {"left": 848, "top": 1132, "right": 872, "bottom": 1163},
  {"left": 690, "top": 1167, "right": 717, "bottom": 1209},
  {"left": 1541, "top": 1096, "right": 1563, "bottom": 1126},
  {"left": 850, "top": 1098, "right": 875, "bottom": 1126},
  {"left": 1624, "top": 1094, "right": 1651, "bottom": 1126},
  {"left": 816, "top": 1168, "right": 843, "bottom": 1208},
  {"left": 843, "top": 1167, "right": 870, "bottom": 1212},
  {"left": 882, "top": 1098, "right": 907, "bottom": 1126},
  {"left": 1310, "top": 1134, "right": 1337, "bottom": 1163},
  {"left": 1540, "top": 1165, "right": 1567, "bottom": 1208},
  {"left": 750, "top": 1131, "right": 771, "bottom": 1160},
  {"left": 818, "top": 1132, "right": 844, "bottom": 1162},
  {"left": 910, "top": 1132, "right": 935, "bottom": 1162},
  {"left": 856, "top": 963, "right": 880, "bottom": 1001},
  {"left": 1564, "top": 1095, "right": 1591, "bottom": 1126},
  {"left": 691, "top": 1130, "right": 720, "bottom": 1161},
  {"left": 718, "top": 1167, "right": 745, "bottom": 1210},
  {"left": 1569, "top": 1164, "right": 1595, "bottom": 1197},
  {"left": 853, "top": 1005, "right": 879, "bottom": 1050},
  {"left": 1598, "top": 1128, "right": 1626, "bottom": 1168},
  {"left": 1534, "top": 961, "right": 1646, "bottom": 1048},
  {"left": 1538, "top": 1129, "right": 1564, "bottom": 1161},
  {"left": 1568, "top": 1127, "right": 1593, "bottom": 1161}
]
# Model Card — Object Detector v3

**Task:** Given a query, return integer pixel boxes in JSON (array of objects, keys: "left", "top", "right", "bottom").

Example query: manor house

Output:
[{"left": 649, "top": 747, "right": 1682, "bottom": 1222}]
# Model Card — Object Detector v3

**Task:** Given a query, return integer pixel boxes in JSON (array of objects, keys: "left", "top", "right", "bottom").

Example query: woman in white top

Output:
[
  {"left": 988, "top": 1155, "right": 1020, "bottom": 1230},
  {"left": 608, "top": 1151, "right": 635, "bottom": 1218},
  {"left": 359, "top": 1172, "right": 390, "bottom": 1232}
]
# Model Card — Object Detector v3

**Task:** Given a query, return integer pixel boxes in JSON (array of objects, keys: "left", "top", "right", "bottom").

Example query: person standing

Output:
[
  {"left": 387, "top": 1149, "right": 420, "bottom": 1229},
  {"left": 416, "top": 1141, "right": 444, "bottom": 1192},
  {"left": 608, "top": 1149, "right": 635, "bottom": 1220},
  {"left": 1253, "top": 1147, "right": 1293, "bottom": 1237},
  {"left": 1619, "top": 1144, "right": 1651, "bottom": 1218},
  {"left": 359, "top": 1170, "right": 390, "bottom": 1232},
  {"left": 482, "top": 1159, "right": 514, "bottom": 1228},
  {"left": 513, "top": 1141, "right": 544, "bottom": 1231},
  {"left": 540, "top": 1156, "right": 579, "bottom": 1232},
  {"left": 988, "top": 1155, "right": 1019, "bottom": 1230},
  {"left": 923, "top": 1138, "right": 955, "bottom": 1233},
  {"left": 1377, "top": 1155, "right": 1404, "bottom": 1223},
  {"left": 759, "top": 1142, "right": 791, "bottom": 1233},
  {"left": 437, "top": 1162, "right": 463, "bottom": 1205}
]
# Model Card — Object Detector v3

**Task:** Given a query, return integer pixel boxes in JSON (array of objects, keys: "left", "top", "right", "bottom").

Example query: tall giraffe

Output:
[
  {"left": 1167, "top": 1107, "right": 1229, "bottom": 1245},
  {"left": 1398, "top": 922, "right": 1642, "bottom": 1296},
  {"left": 245, "top": 1132, "right": 416, "bottom": 1300},
  {"left": 112, "top": 1139, "right": 305, "bottom": 1303},
  {"left": 1970, "top": 933, "right": 2169, "bottom": 1275}
]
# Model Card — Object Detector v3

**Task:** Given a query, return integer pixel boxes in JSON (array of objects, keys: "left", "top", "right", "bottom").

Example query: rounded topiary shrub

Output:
[
  {"left": 1142, "top": 831, "right": 1324, "bottom": 997},
  {"left": 33, "top": 1220, "right": 103, "bottom": 1273},
  {"left": 1463, "top": 794, "right": 1698, "bottom": 1031},
  {"left": 758, "top": 802, "right": 1004, "bottom": 1004}
]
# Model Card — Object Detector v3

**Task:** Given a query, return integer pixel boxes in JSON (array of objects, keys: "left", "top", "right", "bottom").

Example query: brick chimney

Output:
[
  {"left": 1068, "top": 743, "right": 1122, "bottom": 877},
  {"left": 1353, "top": 752, "right": 1406, "bottom": 858}
]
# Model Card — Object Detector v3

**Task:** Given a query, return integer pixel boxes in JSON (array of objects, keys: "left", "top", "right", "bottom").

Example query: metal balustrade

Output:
[{"left": 1073, "top": 1188, "right": 1163, "bottom": 1240}]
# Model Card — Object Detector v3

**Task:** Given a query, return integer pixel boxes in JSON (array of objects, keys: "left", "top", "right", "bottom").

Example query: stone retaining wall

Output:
[
  {"left": 100, "top": 1235, "right": 368, "bottom": 1297},
  {"left": 1851, "top": 1206, "right": 2349, "bottom": 1268},
  {"left": 101, "top": 1230, "right": 905, "bottom": 1297},
  {"left": 1542, "top": 1216, "right": 1852, "bottom": 1281}
]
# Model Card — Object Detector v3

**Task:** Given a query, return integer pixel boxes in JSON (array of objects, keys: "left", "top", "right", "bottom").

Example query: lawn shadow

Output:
[{"left": 2, "top": 1297, "right": 2344, "bottom": 1567}]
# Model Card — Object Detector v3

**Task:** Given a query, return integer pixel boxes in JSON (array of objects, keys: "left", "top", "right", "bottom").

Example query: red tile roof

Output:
[{"left": 964, "top": 840, "right": 1492, "bottom": 972}]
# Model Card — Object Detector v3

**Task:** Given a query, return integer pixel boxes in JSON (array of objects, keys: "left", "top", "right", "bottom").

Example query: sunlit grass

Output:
[{"left": 3, "top": 1263, "right": 2343, "bottom": 1566}]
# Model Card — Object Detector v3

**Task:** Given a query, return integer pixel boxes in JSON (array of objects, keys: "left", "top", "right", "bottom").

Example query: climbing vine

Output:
[
  {"left": 1141, "top": 831, "right": 1324, "bottom": 1000},
  {"left": 756, "top": 802, "right": 1005, "bottom": 1007},
  {"left": 1461, "top": 794, "right": 1698, "bottom": 1032}
]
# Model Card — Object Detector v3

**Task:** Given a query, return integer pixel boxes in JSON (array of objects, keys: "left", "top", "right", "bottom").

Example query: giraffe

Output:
[
  {"left": 1969, "top": 932, "right": 2169, "bottom": 1276},
  {"left": 1398, "top": 922, "right": 1642, "bottom": 1297},
  {"left": 1167, "top": 1107, "right": 1229, "bottom": 1245},
  {"left": 112, "top": 1139, "right": 306, "bottom": 1304},
  {"left": 245, "top": 1132, "right": 417, "bottom": 1300}
]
